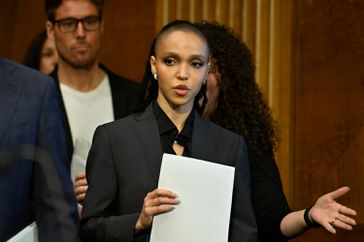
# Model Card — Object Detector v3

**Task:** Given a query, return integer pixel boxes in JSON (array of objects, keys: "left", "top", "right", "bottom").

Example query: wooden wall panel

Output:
[
  {"left": 0, "top": 1, "right": 46, "bottom": 64},
  {"left": 0, "top": 1, "right": 18, "bottom": 58},
  {"left": 242, "top": 0, "right": 257, "bottom": 57},
  {"left": 202, "top": 0, "right": 217, "bottom": 21},
  {"left": 0, "top": 0, "right": 156, "bottom": 82},
  {"left": 265, "top": 0, "right": 295, "bottom": 202},
  {"left": 100, "top": 0, "right": 156, "bottom": 81},
  {"left": 228, "top": 0, "right": 243, "bottom": 30},
  {"left": 293, "top": 0, "right": 364, "bottom": 241},
  {"left": 255, "top": 0, "right": 271, "bottom": 94}
]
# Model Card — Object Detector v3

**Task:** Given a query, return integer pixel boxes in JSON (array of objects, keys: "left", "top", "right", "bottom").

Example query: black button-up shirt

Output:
[{"left": 152, "top": 101, "right": 193, "bottom": 157}]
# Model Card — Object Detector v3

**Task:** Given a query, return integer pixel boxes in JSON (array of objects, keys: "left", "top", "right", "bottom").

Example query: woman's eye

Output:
[
  {"left": 163, "top": 58, "right": 175, "bottom": 66},
  {"left": 41, "top": 52, "right": 52, "bottom": 58},
  {"left": 191, "top": 61, "right": 203, "bottom": 68}
]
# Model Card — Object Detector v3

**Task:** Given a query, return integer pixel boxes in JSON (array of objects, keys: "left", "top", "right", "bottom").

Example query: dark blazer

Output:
[
  {"left": 0, "top": 58, "right": 78, "bottom": 242},
  {"left": 80, "top": 104, "right": 258, "bottom": 242},
  {"left": 50, "top": 65, "right": 141, "bottom": 156}
]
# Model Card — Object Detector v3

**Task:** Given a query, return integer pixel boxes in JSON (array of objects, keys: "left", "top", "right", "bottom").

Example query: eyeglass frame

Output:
[{"left": 53, "top": 15, "right": 102, "bottom": 33}]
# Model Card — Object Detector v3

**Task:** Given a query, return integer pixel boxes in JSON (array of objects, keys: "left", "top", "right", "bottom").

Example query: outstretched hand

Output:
[
  {"left": 135, "top": 188, "right": 180, "bottom": 233},
  {"left": 310, "top": 186, "right": 357, "bottom": 234}
]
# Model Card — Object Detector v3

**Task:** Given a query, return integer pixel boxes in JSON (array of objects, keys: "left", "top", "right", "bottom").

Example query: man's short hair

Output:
[{"left": 45, "top": 0, "right": 104, "bottom": 22}]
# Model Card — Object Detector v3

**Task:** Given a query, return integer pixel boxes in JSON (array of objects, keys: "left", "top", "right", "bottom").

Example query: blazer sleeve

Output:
[
  {"left": 34, "top": 76, "right": 79, "bottom": 242},
  {"left": 229, "top": 137, "right": 258, "bottom": 242},
  {"left": 80, "top": 125, "right": 143, "bottom": 242}
]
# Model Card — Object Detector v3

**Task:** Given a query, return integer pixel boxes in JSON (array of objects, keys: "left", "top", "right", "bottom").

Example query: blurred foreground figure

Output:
[{"left": 0, "top": 58, "right": 78, "bottom": 242}]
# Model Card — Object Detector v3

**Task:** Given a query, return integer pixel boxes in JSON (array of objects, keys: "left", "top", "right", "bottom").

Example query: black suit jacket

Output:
[
  {"left": 80, "top": 104, "right": 258, "bottom": 242},
  {"left": 0, "top": 58, "right": 78, "bottom": 242},
  {"left": 50, "top": 65, "right": 141, "bottom": 156}
]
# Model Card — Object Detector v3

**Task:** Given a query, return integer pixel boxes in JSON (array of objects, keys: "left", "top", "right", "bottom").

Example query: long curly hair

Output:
[{"left": 195, "top": 21, "right": 277, "bottom": 153}]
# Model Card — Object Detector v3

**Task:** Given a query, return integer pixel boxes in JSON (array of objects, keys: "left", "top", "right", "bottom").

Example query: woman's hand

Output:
[
  {"left": 74, "top": 171, "right": 88, "bottom": 203},
  {"left": 310, "top": 186, "right": 357, "bottom": 234},
  {"left": 135, "top": 188, "right": 180, "bottom": 233}
]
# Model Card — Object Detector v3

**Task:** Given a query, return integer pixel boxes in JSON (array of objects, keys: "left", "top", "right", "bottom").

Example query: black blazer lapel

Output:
[
  {"left": 49, "top": 67, "right": 74, "bottom": 159},
  {"left": 0, "top": 61, "right": 23, "bottom": 140},
  {"left": 191, "top": 111, "right": 213, "bottom": 161},
  {"left": 134, "top": 104, "right": 163, "bottom": 183}
]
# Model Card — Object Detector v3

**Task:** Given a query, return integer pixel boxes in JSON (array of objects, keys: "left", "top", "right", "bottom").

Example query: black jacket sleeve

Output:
[{"left": 250, "top": 149, "right": 291, "bottom": 242}]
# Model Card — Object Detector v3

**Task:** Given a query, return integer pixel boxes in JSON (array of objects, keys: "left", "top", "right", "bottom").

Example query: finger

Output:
[
  {"left": 338, "top": 205, "right": 357, "bottom": 216},
  {"left": 75, "top": 171, "right": 86, "bottom": 180},
  {"left": 337, "top": 214, "right": 357, "bottom": 226},
  {"left": 74, "top": 178, "right": 88, "bottom": 187},
  {"left": 147, "top": 188, "right": 178, "bottom": 199},
  {"left": 329, "top": 186, "right": 350, "bottom": 200},
  {"left": 74, "top": 185, "right": 88, "bottom": 196},
  {"left": 323, "top": 221, "right": 336, "bottom": 234},
  {"left": 76, "top": 193, "right": 86, "bottom": 202},
  {"left": 332, "top": 219, "right": 353, "bottom": 231},
  {"left": 144, "top": 204, "right": 175, "bottom": 217},
  {"left": 75, "top": 171, "right": 86, "bottom": 182},
  {"left": 146, "top": 196, "right": 180, "bottom": 207}
]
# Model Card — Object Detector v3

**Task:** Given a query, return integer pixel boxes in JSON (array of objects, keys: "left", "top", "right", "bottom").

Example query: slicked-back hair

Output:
[{"left": 139, "top": 20, "right": 209, "bottom": 113}]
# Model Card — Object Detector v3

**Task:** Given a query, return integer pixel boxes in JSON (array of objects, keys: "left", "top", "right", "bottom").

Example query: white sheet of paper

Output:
[
  {"left": 150, "top": 153, "right": 235, "bottom": 242},
  {"left": 7, "top": 222, "right": 38, "bottom": 242}
]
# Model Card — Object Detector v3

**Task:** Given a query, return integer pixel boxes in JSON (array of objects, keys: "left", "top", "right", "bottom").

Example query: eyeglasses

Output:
[{"left": 54, "top": 15, "right": 101, "bottom": 33}]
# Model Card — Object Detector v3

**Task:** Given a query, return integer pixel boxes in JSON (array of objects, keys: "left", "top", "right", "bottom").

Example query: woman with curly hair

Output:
[{"left": 194, "top": 21, "right": 357, "bottom": 241}]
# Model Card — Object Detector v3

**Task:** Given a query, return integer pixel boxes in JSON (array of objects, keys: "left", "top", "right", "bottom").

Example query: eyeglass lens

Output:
[{"left": 55, "top": 16, "right": 100, "bottom": 33}]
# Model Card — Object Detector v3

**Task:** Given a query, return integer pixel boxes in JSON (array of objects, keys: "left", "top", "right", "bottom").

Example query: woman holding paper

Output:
[{"left": 80, "top": 20, "right": 257, "bottom": 242}]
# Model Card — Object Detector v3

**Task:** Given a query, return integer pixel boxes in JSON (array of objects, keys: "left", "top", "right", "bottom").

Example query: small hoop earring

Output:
[{"left": 153, "top": 73, "right": 158, "bottom": 80}]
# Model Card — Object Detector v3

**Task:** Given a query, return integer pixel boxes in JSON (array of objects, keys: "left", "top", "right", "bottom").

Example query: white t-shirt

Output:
[{"left": 60, "top": 75, "right": 114, "bottom": 153}]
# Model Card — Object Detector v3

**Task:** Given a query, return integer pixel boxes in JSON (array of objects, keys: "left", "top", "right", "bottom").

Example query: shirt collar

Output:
[{"left": 152, "top": 101, "right": 194, "bottom": 141}]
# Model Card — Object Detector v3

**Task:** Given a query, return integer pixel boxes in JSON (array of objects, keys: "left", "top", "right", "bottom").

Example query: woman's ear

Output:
[
  {"left": 150, "top": 56, "right": 157, "bottom": 76},
  {"left": 203, "top": 59, "right": 211, "bottom": 81}
]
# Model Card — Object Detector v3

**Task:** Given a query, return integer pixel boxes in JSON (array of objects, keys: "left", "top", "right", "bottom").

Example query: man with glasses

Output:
[{"left": 45, "top": 0, "right": 140, "bottom": 212}]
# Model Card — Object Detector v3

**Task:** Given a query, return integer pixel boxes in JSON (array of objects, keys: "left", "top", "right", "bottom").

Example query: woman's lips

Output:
[{"left": 173, "top": 85, "right": 189, "bottom": 96}]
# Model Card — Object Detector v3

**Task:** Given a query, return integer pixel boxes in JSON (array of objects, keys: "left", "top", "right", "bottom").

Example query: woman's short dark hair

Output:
[{"left": 23, "top": 30, "right": 48, "bottom": 70}]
